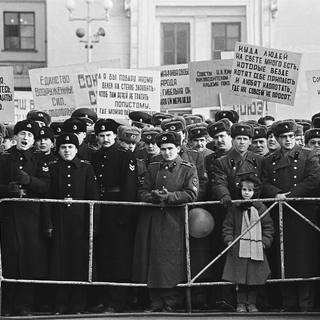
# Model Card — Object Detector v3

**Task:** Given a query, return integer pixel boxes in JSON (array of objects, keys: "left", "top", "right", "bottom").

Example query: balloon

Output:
[{"left": 188, "top": 208, "right": 214, "bottom": 238}]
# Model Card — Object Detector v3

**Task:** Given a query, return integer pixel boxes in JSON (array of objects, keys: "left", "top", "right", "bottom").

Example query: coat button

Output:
[
  {"left": 294, "top": 176, "right": 297, "bottom": 178},
  {"left": 19, "top": 166, "right": 23, "bottom": 169},
  {"left": 68, "top": 165, "right": 71, "bottom": 168},
  {"left": 20, "top": 157, "right": 23, "bottom": 161},
  {"left": 68, "top": 184, "right": 71, "bottom": 187},
  {"left": 272, "top": 163, "right": 276, "bottom": 165},
  {"left": 294, "top": 184, "right": 297, "bottom": 186},
  {"left": 294, "top": 167, "right": 297, "bottom": 169},
  {"left": 273, "top": 178, "right": 276, "bottom": 181},
  {"left": 67, "top": 174, "right": 71, "bottom": 177}
]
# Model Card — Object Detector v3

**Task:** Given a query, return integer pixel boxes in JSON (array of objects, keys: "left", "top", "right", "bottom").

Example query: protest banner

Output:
[
  {"left": 29, "top": 60, "right": 120, "bottom": 121},
  {"left": 145, "top": 64, "right": 190, "bottom": 110},
  {"left": 97, "top": 68, "right": 160, "bottom": 120},
  {"left": 230, "top": 42, "right": 301, "bottom": 106},
  {"left": 305, "top": 69, "right": 320, "bottom": 109},
  {"left": 0, "top": 67, "right": 15, "bottom": 122},
  {"left": 189, "top": 59, "right": 251, "bottom": 108}
]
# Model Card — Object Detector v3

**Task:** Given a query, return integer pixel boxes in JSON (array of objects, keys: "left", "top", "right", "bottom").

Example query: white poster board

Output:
[
  {"left": 0, "top": 66, "right": 15, "bottom": 122},
  {"left": 305, "top": 69, "right": 320, "bottom": 109},
  {"left": 230, "top": 42, "right": 301, "bottom": 106},
  {"left": 97, "top": 68, "right": 160, "bottom": 120},
  {"left": 29, "top": 60, "right": 120, "bottom": 121},
  {"left": 188, "top": 59, "right": 251, "bottom": 108}
]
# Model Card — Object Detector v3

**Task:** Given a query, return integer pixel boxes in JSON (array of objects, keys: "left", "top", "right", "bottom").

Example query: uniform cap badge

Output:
[
  {"left": 66, "top": 136, "right": 70, "bottom": 140},
  {"left": 162, "top": 136, "right": 167, "bottom": 141}
]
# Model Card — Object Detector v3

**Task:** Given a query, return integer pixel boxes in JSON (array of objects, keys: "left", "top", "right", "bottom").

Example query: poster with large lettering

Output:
[
  {"left": 230, "top": 42, "right": 301, "bottom": 106},
  {"left": 188, "top": 59, "right": 251, "bottom": 108},
  {"left": 97, "top": 68, "right": 160, "bottom": 119},
  {"left": 305, "top": 69, "right": 320, "bottom": 109},
  {"left": 145, "top": 64, "right": 190, "bottom": 110},
  {"left": 0, "top": 66, "right": 15, "bottom": 122},
  {"left": 29, "top": 60, "right": 120, "bottom": 121}
]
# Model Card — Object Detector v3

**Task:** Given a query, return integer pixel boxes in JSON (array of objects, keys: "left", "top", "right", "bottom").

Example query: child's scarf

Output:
[{"left": 239, "top": 206, "right": 264, "bottom": 261}]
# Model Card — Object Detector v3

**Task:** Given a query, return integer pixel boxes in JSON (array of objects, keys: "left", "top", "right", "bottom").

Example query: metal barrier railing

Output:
[{"left": 0, "top": 196, "right": 320, "bottom": 314}]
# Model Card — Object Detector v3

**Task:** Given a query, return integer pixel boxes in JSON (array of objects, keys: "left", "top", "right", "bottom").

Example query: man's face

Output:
[
  {"left": 119, "top": 140, "right": 136, "bottom": 152},
  {"left": 213, "top": 131, "right": 232, "bottom": 152},
  {"left": 16, "top": 130, "right": 35, "bottom": 151},
  {"left": 74, "top": 132, "right": 86, "bottom": 145},
  {"left": 307, "top": 138, "right": 320, "bottom": 154},
  {"left": 295, "top": 135, "right": 305, "bottom": 147},
  {"left": 191, "top": 137, "right": 207, "bottom": 152},
  {"left": 251, "top": 138, "right": 268, "bottom": 155},
  {"left": 232, "top": 135, "right": 251, "bottom": 154},
  {"left": 277, "top": 132, "right": 296, "bottom": 151},
  {"left": 267, "top": 132, "right": 280, "bottom": 152},
  {"left": 160, "top": 143, "right": 180, "bottom": 161},
  {"left": 145, "top": 142, "right": 160, "bottom": 155},
  {"left": 58, "top": 144, "right": 78, "bottom": 161},
  {"left": 37, "top": 138, "right": 54, "bottom": 155},
  {"left": 98, "top": 131, "right": 116, "bottom": 148}
]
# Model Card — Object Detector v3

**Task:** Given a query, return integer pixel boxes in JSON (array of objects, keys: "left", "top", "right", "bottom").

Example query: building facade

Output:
[{"left": 0, "top": 0, "right": 277, "bottom": 121}]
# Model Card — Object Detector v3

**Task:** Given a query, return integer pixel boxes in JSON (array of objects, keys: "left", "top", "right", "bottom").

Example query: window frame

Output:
[
  {"left": 160, "top": 22, "right": 190, "bottom": 66},
  {"left": 211, "top": 22, "right": 241, "bottom": 60},
  {"left": 3, "top": 11, "right": 36, "bottom": 51}
]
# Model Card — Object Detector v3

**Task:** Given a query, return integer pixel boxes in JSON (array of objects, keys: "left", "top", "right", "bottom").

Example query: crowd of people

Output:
[{"left": 1, "top": 107, "right": 320, "bottom": 316}]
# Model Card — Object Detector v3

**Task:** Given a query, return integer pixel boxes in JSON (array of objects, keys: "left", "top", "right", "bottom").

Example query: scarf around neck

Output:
[{"left": 239, "top": 206, "right": 264, "bottom": 261}]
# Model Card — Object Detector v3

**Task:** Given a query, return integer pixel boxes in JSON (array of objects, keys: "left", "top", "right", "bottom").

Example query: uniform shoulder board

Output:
[
  {"left": 48, "top": 160, "right": 57, "bottom": 166},
  {"left": 34, "top": 149, "right": 42, "bottom": 154},
  {"left": 1, "top": 151, "right": 10, "bottom": 156},
  {"left": 80, "top": 159, "right": 91, "bottom": 165},
  {"left": 181, "top": 160, "right": 194, "bottom": 168},
  {"left": 149, "top": 161, "right": 161, "bottom": 167},
  {"left": 119, "top": 146, "right": 128, "bottom": 153}
]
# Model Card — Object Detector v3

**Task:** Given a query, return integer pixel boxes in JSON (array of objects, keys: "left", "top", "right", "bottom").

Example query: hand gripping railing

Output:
[{"left": 0, "top": 196, "right": 320, "bottom": 315}]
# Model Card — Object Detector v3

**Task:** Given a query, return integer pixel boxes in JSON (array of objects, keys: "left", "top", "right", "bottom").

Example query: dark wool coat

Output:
[
  {"left": 212, "top": 148, "right": 264, "bottom": 200},
  {"left": 0, "top": 146, "right": 50, "bottom": 279},
  {"left": 261, "top": 144, "right": 320, "bottom": 278},
  {"left": 132, "top": 156, "right": 198, "bottom": 288},
  {"left": 43, "top": 156, "right": 100, "bottom": 281},
  {"left": 91, "top": 142, "right": 139, "bottom": 281},
  {"left": 222, "top": 202, "right": 274, "bottom": 285}
]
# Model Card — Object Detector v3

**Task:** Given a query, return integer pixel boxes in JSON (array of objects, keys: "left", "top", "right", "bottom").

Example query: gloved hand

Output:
[
  {"left": 43, "top": 229, "right": 53, "bottom": 240},
  {"left": 17, "top": 170, "right": 31, "bottom": 186},
  {"left": 220, "top": 194, "right": 233, "bottom": 208},
  {"left": 8, "top": 181, "right": 20, "bottom": 194},
  {"left": 151, "top": 190, "right": 161, "bottom": 204},
  {"left": 154, "top": 187, "right": 169, "bottom": 204}
]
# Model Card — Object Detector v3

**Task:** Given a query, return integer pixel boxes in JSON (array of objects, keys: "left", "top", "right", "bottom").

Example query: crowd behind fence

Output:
[{"left": 1, "top": 196, "right": 320, "bottom": 314}]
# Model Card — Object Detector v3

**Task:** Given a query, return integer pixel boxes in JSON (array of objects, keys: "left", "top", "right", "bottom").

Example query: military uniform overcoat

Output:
[
  {"left": 153, "top": 145, "right": 207, "bottom": 201},
  {"left": 91, "top": 142, "right": 139, "bottom": 281},
  {"left": 43, "top": 157, "right": 100, "bottom": 281},
  {"left": 212, "top": 149, "right": 264, "bottom": 200},
  {"left": 0, "top": 146, "right": 50, "bottom": 279},
  {"left": 261, "top": 144, "right": 320, "bottom": 278},
  {"left": 132, "top": 156, "right": 198, "bottom": 288},
  {"left": 222, "top": 202, "right": 274, "bottom": 285}
]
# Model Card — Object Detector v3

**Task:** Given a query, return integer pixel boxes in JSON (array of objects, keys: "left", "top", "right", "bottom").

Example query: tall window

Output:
[
  {"left": 212, "top": 23, "right": 240, "bottom": 59},
  {"left": 161, "top": 23, "right": 190, "bottom": 65},
  {"left": 4, "top": 12, "right": 35, "bottom": 50}
]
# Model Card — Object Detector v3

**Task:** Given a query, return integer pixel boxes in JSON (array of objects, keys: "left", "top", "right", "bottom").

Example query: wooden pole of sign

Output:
[
  {"left": 218, "top": 93, "right": 223, "bottom": 110},
  {"left": 262, "top": 100, "right": 267, "bottom": 117}
]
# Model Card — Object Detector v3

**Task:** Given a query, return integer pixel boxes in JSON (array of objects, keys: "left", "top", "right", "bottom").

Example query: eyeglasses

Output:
[
  {"left": 309, "top": 140, "right": 320, "bottom": 146},
  {"left": 279, "top": 134, "right": 295, "bottom": 140}
]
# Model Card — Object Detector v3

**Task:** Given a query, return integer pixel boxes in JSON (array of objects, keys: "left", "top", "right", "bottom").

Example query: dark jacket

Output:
[
  {"left": 44, "top": 156, "right": 100, "bottom": 281},
  {"left": 91, "top": 142, "right": 139, "bottom": 281},
  {"left": 261, "top": 144, "right": 320, "bottom": 278},
  {"left": 212, "top": 148, "right": 263, "bottom": 200},
  {"left": 222, "top": 202, "right": 274, "bottom": 285},
  {"left": 0, "top": 146, "right": 50, "bottom": 279}
]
